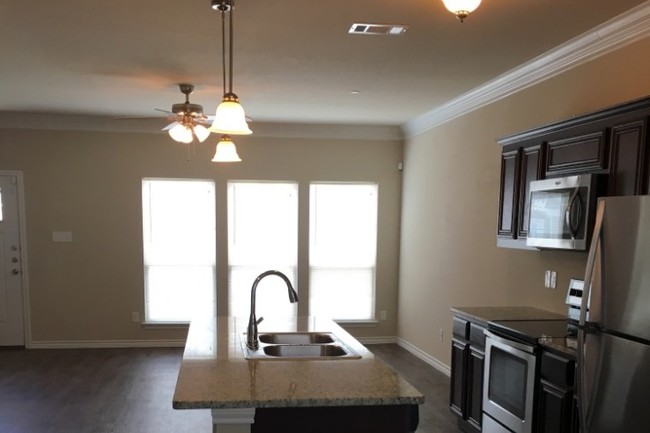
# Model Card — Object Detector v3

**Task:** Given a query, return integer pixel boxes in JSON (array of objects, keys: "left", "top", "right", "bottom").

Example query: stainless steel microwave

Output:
[{"left": 526, "top": 174, "right": 599, "bottom": 250}]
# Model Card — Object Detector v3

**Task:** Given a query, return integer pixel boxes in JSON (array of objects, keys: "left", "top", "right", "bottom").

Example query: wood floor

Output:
[{"left": 0, "top": 344, "right": 462, "bottom": 433}]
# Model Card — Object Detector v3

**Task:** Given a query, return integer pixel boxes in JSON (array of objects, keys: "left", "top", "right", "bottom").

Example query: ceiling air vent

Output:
[{"left": 348, "top": 23, "right": 408, "bottom": 36}]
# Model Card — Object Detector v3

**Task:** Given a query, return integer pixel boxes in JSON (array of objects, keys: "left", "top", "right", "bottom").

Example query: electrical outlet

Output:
[
  {"left": 131, "top": 312, "right": 140, "bottom": 323},
  {"left": 544, "top": 270, "right": 557, "bottom": 289},
  {"left": 379, "top": 310, "right": 387, "bottom": 321}
]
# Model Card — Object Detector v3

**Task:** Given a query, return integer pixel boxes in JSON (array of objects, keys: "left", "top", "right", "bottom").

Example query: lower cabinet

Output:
[
  {"left": 537, "top": 350, "right": 579, "bottom": 433},
  {"left": 450, "top": 315, "right": 485, "bottom": 433}
]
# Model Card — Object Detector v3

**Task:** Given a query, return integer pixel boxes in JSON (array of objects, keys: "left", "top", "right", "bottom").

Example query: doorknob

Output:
[{"left": 11, "top": 269, "right": 20, "bottom": 275}]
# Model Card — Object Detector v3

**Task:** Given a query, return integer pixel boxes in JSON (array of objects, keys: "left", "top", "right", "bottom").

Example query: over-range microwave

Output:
[{"left": 526, "top": 174, "right": 600, "bottom": 250}]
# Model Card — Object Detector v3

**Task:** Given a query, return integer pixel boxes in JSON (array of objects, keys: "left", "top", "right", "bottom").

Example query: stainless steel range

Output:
[{"left": 482, "top": 319, "right": 570, "bottom": 433}]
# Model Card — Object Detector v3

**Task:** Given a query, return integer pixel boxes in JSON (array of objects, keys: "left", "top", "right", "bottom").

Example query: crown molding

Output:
[{"left": 402, "top": 1, "right": 650, "bottom": 139}]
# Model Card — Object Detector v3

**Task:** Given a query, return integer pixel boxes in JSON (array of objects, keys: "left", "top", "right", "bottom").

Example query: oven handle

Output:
[{"left": 484, "top": 330, "right": 535, "bottom": 354}]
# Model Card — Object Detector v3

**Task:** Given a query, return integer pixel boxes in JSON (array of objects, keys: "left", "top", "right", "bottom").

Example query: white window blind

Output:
[
  {"left": 228, "top": 181, "right": 298, "bottom": 318},
  {"left": 142, "top": 179, "right": 216, "bottom": 323},
  {"left": 309, "top": 183, "right": 378, "bottom": 321}
]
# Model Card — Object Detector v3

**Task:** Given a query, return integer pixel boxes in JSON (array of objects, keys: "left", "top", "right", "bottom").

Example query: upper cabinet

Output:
[{"left": 497, "top": 97, "right": 650, "bottom": 249}]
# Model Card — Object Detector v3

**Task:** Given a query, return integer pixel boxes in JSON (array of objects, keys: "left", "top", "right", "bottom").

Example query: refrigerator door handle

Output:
[
  {"left": 578, "top": 198, "right": 605, "bottom": 433},
  {"left": 580, "top": 199, "right": 604, "bottom": 327}
]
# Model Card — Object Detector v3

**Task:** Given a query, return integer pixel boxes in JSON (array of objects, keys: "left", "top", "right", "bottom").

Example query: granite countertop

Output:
[
  {"left": 539, "top": 336, "right": 578, "bottom": 358},
  {"left": 451, "top": 306, "right": 577, "bottom": 357},
  {"left": 450, "top": 306, "right": 567, "bottom": 326},
  {"left": 173, "top": 316, "right": 424, "bottom": 410}
]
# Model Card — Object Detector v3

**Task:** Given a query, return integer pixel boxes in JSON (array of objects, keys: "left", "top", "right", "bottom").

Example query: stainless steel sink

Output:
[
  {"left": 258, "top": 332, "right": 335, "bottom": 345},
  {"left": 241, "top": 332, "right": 361, "bottom": 360},
  {"left": 263, "top": 344, "right": 348, "bottom": 358}
]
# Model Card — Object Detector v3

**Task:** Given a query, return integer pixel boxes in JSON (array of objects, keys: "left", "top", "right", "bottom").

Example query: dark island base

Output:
[{"left": 252, "top": 404, "right": 419, "bottom": 433}]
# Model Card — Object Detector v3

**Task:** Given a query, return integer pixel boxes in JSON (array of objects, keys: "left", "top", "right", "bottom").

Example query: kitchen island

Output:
[{"left": 173, "top": 316, "right": 424, "bottom": 433}]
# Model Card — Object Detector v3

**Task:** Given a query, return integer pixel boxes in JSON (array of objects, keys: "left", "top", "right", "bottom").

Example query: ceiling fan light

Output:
[
  {"left": 212, "top": 135, "right": 242, "bottom": 162},
  {"left": 193, "top": 124, "right": 211, "bottom": 142},
  {"left": 169, "top": 123, "right": 194, "bottom": 143},
  {"left": 209, "top": 93, "right": 252, "bottom": 135},
  {"left": 442, "top": 0, "right": 481, "bottom": 21}
]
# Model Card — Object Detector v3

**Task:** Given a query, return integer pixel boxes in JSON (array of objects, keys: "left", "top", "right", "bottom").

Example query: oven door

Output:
[{"left": 483, "top": 331, "right": 537, "bottom": 433}]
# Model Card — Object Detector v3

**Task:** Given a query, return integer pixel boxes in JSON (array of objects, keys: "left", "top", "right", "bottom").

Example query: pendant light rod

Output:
[
  {"left": 221, "top": 8, "right": 227, "bottom": 96},
  {"left": 209, "top": 0, "right": 252, "bottom": 136},
  {"left": 228, "top": 1, "right": 234, "bottom": 94}
]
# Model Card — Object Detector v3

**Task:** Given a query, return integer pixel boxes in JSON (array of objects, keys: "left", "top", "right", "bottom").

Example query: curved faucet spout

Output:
[{"left": 246, "top": 270, "right": 298, "bottom": 350}]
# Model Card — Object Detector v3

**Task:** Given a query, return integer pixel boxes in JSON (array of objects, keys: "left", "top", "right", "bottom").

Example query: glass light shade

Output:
[
  {"left": 169, "top": 123, "right": 193, "bottom": 144},
  {"left": 209, "top": 93, "right": 252, "bottom": 135},
  {"left": 211, "top": 135, "right": 242, "bottom": 162},
  {"left": 442, "top": 0, "right": 481, "bottom": 19},
  {"left": 193, "top": 124, "right": 211, "bottom": 142}
]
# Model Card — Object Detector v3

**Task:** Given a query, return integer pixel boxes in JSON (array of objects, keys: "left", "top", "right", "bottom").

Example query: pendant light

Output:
[
  {"left": 209, "top": 0, "right": 252, "bottom": 135},
  {"left": 442, "top": 0, "right": 482, "bottom": 22},
  {"left": 211, "top": 135, "right": 242, "bottom": 162}
]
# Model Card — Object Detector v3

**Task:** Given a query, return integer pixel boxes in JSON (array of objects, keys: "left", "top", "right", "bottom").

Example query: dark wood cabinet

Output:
[
  {"left": 608, "top": 118, "right": 648, "bottom": 196},
  {"left": 466, "top": 346, "right": 484, "bottom": 431},
  {"left": 545, "top": 131, "right": 609, "bottom": 176},
  {"left": 450, "top": 337, "right": 469, "bottom": 418},
  {"left": 537, "top": 350, "right": 578, "bottom": 433},
  {"left": 497, "top": 149, "right": 521, "bottom": 239},
  {"left": 517, "top": 144, "right": 544, "bottom": 239},
  {"left": 538, "top": 379, "right": 573, "bottom": 433},
  {"left": 497, "top": 97, "right": 650, "bottom": 249},
  {"left": 450, "top": 316, "right": 485, "bottom": 433}
]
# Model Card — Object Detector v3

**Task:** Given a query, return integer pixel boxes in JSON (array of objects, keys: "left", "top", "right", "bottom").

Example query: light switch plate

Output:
[{"left": 52, "top": 231, "right": 73, "bottom": 242}]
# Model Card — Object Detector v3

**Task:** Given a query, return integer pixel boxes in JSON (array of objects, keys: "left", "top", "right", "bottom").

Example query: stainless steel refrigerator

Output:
[{"left": 578, "top": 195, "right": 650, "bottom": 432}]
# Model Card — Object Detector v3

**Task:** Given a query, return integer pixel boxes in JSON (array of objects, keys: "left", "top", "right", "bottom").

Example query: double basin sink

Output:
[{"left": 241, "top": 332, "right": 361, "bottom": 360}]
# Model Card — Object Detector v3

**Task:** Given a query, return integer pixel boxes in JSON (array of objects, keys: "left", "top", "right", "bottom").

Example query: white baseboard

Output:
[
  {"left": 357, "top": 336, "right": 398, "bottom": 345},
  {"left": 29, "top": 339, "right": 187, "bottom": 349},
  {"left": 396, "top": 337, "right": 451, "bottom": 377}
]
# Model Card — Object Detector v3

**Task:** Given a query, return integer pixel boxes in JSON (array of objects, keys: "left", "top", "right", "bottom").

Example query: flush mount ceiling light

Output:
[
  {"left": 211, "top": 134, "right": 242, "bottom": 162},
  {"left": 442, "top": 0, "right": 482, "bottom": 22},
  {"left": 163, "top": 84, "right": 211, "bottom": 145},
  {"left": 209, "top": 0, "right": 252, "bottom": 136},
  {"left": 348, "top": 23, "right": 409, "bottom": 35}
]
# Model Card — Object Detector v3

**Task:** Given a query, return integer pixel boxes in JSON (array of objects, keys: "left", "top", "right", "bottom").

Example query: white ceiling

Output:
[{"left": 0, "top": 0, "right": 647, "bottom": 129}]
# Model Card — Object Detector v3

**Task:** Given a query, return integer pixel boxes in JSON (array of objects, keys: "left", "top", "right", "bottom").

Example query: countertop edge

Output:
[{"left": 174, "top": 396, "right": 425, "bottom": 410}]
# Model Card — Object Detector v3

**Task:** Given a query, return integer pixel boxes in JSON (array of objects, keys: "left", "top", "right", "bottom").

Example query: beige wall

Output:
[
  {"left": 398, "top": 37, "right": 650, "bottom": 366},
  {"left": 0, "top": 129, "right": 402, "bottom": 344}
]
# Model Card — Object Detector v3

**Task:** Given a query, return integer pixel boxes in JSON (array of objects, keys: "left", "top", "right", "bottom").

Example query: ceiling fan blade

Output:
[
  {"left": 155, "top": 108, "right": 174, "bottom": 114},
  {"left": 204, "top": 115, "right": 253, "bottom": 123},
  {"left": 162, "top": 121, "right": 179, "bottom": 131},
  {"left": 114, "top": 116, "right": 162, "bottom": 120}
]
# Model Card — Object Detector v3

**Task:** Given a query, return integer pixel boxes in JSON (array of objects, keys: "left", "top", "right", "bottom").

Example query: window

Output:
[
  {"left": 142, "top": 179, "right": 216, "bottom": 323},
  {"left": 227, "top": 181, "right": 298, "bottom": 318},
  {"left": 309, "top": 183, "right": 378, "bottom": 321}
]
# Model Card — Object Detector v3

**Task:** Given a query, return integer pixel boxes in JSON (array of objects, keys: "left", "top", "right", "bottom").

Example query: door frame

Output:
[{"left": 0, "top": 170, "right": 31, "bottom": 347}]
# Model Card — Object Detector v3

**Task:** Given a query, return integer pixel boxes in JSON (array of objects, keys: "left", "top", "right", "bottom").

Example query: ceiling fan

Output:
[{"left": 159, "top": 83, "right": 212, "bottom": 144}]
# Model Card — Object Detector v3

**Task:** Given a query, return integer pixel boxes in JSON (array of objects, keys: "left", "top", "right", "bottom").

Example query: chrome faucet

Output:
[{"left": 246, "top": 270, "right": 298, "bottom": 350}]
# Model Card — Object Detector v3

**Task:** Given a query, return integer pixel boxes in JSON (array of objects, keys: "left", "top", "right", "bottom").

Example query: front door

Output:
[{"left": 0, "top": 173, "right": 25, "bottom": 346}]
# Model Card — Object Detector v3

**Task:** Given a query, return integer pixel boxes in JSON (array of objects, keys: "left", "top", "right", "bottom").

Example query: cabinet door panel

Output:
[
  {"left": 546, "top": 131, "right": 608, "bottom": 176},
  {"left": 467, "top": 347, "right": 485, "bottom": 431},
  {"left": 517, "top": 144, "right": 544, "bottom": 238},
  {"left": 450, "top": 338, "right": 469, "bottom": 418},
  {"left": 497, "top": 149, "right": 521, "bottom": 238},
  {"left": 608, "top": 119, "right": 647, "bottom": 196},
  {"left": 537, "top": 379, "right": 572, "bottom": 433}
]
